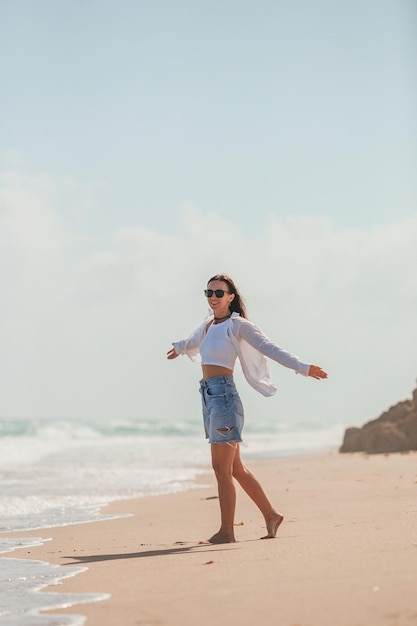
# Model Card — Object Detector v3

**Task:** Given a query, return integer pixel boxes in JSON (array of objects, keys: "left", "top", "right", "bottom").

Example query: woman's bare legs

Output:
[
  {"left": 205, "top": 442, "right": 238, "bottom": 543},
  {"left": 232, "top": 445, "right": 283, "bottom": 538},
  {"left": 205, "top": 443, "right": 283, "bottom": 543}
]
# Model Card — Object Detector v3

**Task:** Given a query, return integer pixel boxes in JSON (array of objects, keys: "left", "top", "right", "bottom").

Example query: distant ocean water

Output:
[{"left": 0, "top": 415, "right": 343, "bottom": 624}]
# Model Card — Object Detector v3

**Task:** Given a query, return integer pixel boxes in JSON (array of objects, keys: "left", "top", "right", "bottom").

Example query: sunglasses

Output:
[{"left": 204, "top": 289, "right": 231, "bottom": 298}]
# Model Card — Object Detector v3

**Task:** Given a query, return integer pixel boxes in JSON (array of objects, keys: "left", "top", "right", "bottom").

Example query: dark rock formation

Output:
[{"left": 340, "top": 382, "right": 417, "bottom": 454}]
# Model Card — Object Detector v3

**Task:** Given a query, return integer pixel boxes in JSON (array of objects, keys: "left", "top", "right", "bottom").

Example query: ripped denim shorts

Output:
[{"left": 199, "top": 375, "right": 244, "bottom": 444}]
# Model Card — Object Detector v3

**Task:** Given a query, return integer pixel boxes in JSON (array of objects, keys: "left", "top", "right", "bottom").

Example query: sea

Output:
[{"left": 0, "top": 415, "right": 343, "bottom": 625}]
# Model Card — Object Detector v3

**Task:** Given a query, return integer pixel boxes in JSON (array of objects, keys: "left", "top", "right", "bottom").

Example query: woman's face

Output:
[{"left": 206, "top": 279, "right": 235, "bottom": 317}]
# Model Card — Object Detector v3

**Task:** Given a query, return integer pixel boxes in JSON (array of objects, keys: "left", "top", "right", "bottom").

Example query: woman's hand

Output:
[
  {"left": 308, "top": 365, "right": 328, "bottom": 380},
  {"left": 167, "top": 347, "right": 179, "bottom": 360}
]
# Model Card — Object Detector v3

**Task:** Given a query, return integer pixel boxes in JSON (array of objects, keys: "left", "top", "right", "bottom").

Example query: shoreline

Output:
[{"left": 3, "top": 451, "right": 417, "bottom": 625}]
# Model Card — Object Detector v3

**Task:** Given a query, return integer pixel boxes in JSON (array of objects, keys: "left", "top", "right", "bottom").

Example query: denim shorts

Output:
[{"left": 199, "top": 375, "right": 244, "bottom": 444}]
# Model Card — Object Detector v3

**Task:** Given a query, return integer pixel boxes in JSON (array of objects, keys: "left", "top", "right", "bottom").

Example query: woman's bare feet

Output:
[{"left": 261, "top": 513, "right": 284, "bottom": 539}]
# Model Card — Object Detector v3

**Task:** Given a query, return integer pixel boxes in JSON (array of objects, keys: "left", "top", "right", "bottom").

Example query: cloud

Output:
[{"left": 1, "top": 171, "right": 416, "bottom": 425}]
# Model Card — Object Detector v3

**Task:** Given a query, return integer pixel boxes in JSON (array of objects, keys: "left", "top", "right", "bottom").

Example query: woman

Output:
[{"left": 167, "top": 274, "right": 327, "bottom": 544}]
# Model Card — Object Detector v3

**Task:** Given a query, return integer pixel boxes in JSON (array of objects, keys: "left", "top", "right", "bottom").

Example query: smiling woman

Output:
[{"left": 167, "top": 273, "right": 327, "bottom": 544}]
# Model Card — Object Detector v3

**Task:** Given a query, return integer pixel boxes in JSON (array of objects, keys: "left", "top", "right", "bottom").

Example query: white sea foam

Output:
[
  {"left": 0, "top": 537, "right": 51, "bottom": 555},
  {"left": 0, "top": 558, "right": 109, "bottom": 625}
]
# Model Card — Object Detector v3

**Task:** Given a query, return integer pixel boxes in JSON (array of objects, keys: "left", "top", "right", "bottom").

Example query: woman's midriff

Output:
[{"left": 202, "top": 365, "right": 234, "bottom": 379}]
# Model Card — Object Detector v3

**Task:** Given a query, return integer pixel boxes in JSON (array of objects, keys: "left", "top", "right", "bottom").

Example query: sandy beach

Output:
[{"left": 4, "top": 451, "right": 417, "bottom": 626}]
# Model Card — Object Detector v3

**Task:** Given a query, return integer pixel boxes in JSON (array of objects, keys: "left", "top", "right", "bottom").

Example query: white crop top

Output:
[{"left": 199, "top": 320, "right": 238, "bottom": 370}]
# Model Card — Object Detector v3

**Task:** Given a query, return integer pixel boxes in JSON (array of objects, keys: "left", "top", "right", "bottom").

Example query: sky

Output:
[{"left": 1, "top": 0, "right": 416, "bottom": 431}]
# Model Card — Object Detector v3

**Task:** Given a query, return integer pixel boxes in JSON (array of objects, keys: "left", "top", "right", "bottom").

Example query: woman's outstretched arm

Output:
[{"left": 236, "top": 319, "right": 327, "bottom": 379}]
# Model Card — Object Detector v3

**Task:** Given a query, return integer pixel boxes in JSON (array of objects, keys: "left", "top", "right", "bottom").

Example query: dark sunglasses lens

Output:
[{"left": 204, "top": 289, "right": 225, "bottom": 298}]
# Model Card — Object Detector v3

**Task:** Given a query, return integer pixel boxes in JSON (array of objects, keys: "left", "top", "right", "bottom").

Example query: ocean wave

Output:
[
  {"left": 0, "top": 417, "right": 202, "bottom": 440},
  {"left": 0, "top": 415, "right": 342, "bottom": 533}
]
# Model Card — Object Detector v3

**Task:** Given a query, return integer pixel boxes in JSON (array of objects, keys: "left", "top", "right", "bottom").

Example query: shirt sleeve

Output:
[
  {"left": 237, "top": 320, "right": 311, "bottom": 376},
  {"left": 172, "top": 317, "right": 210, "bottom": 362}
]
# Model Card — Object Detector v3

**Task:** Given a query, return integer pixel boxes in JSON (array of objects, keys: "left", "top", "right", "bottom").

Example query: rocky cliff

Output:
[{"left": 340, "top": 381, "right": 417, "bottom": 454}]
